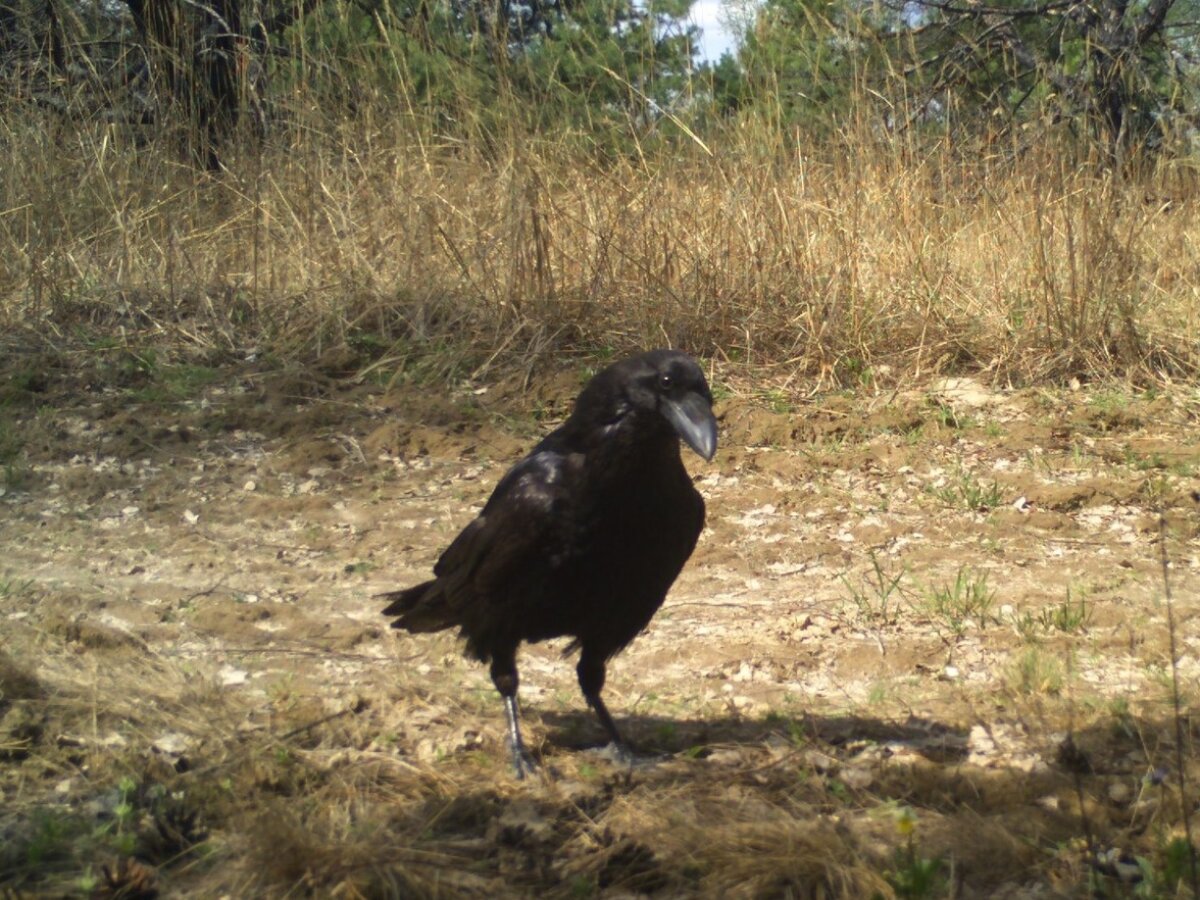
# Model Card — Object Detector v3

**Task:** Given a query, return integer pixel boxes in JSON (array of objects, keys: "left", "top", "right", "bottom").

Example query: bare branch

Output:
[
  {"left": 903, "top": 0, "right": 1077, "bottom": 19},
  {"left": 1136, "top": 0, "right": 1176, "bottom": 43}
]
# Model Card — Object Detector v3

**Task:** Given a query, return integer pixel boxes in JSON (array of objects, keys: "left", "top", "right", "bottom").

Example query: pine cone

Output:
[{"left": 93, "top": 857, "right": 158, "bottom": 899}]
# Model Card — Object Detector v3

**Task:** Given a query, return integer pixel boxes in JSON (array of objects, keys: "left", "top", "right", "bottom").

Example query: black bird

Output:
[{"left": 380, "top": 350, "right": 717, "bottom": 777}]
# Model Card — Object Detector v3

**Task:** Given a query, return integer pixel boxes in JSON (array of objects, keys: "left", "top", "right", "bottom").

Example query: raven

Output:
[{"left": 380, "top": 350, "right": 717, "bottom": 777}]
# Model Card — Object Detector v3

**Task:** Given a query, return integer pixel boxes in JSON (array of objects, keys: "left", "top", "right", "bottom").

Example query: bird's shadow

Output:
[{"left": 533, "top": 707, "right": 970, "bottom": 767}]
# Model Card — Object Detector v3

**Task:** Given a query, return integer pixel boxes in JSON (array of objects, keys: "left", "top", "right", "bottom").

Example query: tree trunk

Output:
[{"left": 126, "top": 0, "right": 249, "bottom": 170}]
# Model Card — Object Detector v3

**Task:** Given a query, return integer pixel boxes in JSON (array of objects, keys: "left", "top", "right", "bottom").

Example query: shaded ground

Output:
[{"left": 2, "top": 354, "right": 1199, "bottom": 897}]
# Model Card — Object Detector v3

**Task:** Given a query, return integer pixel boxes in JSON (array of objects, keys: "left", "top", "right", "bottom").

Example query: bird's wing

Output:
[{"left": 432, "top": 448, "right": 581, "bottom": 600}]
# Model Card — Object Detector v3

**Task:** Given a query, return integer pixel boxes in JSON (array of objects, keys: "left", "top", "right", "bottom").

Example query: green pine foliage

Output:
[
  {"left": 722, "top": 0, "right": 1200, "bottom": 157},
  {"left": 728, "top": 0, "right": 890, "bottom": 132},
  {"left": 283, "top": 0, "right": 703, "bottom": 152}
]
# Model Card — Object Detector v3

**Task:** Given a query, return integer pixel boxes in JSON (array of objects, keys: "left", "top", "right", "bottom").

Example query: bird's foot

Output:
[
  {"left": 509, "top": 743, "right": 541, "bottom": 780},
  {"left": 589, "top": 741, "right": 651, "bottom": 769}
]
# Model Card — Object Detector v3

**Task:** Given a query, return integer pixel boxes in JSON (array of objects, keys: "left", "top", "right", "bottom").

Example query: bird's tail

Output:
[{"left": 379, "top": 581, "right": 457, "bottom": 633}]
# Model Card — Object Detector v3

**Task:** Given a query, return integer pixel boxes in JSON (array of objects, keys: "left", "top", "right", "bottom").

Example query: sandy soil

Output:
[{"left": 2, "top": 358, "right": 1199, "bottom": 897}]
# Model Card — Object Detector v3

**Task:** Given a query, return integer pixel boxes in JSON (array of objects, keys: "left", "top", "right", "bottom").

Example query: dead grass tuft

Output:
[
  {"left": 670, "top": 810, "right": 896, "bottom": 898},
  {"left": 0, "top": 651, "right": 41, "bottom": 705},
  {"left": 239, "top": 796, "right": 476, "bottom": 898}
]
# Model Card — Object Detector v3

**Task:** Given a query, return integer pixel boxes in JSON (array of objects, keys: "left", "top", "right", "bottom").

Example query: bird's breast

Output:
[{"left": 572, "top": 470, "right": 701, "bottom": 583}]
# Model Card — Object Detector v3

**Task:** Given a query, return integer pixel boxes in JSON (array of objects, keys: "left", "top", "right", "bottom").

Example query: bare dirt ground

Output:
[{"left": 2, "top": 355, "right": 1200, "bottom": 898}]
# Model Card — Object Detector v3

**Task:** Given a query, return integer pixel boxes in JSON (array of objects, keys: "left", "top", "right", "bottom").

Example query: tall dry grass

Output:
[{"left": 2, "top": 56, "right": 1200, "bottom": 385}]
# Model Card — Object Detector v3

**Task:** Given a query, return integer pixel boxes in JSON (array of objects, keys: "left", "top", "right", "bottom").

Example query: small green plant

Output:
[
  {"left": 929, "top": 399, "right": 973, "bottom": 431},
  {"left": 120, "top": 347, "right": 159, "bottom": 381},
  {"left": 109, "top": 776, "right": 139, "bottom": 855},
  {"left": 76, "top": 868, "right": 99, "bottom": 894},
  {"left": 79, "top": 776, "right": 142, "bottom": 857},
  {"left": 125, "top": 362, "right": 221, "bottom": 405},
  {"left": 709, "top": 380, "right": 734, "bottom": 402},
  {"left": 890, "top": 849, "right": 946, "bottom": 899},
  {"left": 1170, "top": 459, "right": 1197, "bottom": 477},
  {"left": 23, "top": 810, "right": 79, "bottom": 866},
  {"left": 928, "top": 467, "right": 1003, "bottom": 511},
  {"left": 1141, "top": 475, "right": 1170, "bottom": 506},
  {"left": 757, "top": 388, "right": 793, "bottom": 414},
  {"left": 5, "top": 776, "right": 157, "bottom": 884},
  {"left": 923, "top": 567, "right": 996, "bottom": 635},
  {"left": 1011, "top": 610, "right": 1040, "bottom": 643},
  {"left": 1008, "top": 647, "right": 1064, "bottom": 695},
  {"left": 0, "top": 577, "right": 34, "bottom": 599},
  {"left": 1040, "top": 589, "right": 1092, "bottom": 633},
  {"left": 842, "top": 551, "right": 908, "bottom": 626},
  {"left": 786, "top": 717, "right": 809, "bottom": 748},
  {"left": 1122, "top": 445, "right": 1166, "bottom": 471},
  {"left": 1088, "top": 389, "right": 1129, "bottom": 419},
  {"left": 163, "top": 364, "right": 220, "bottom": 397},
  {"left": 348, "top": 330, "right": 390, "bottom": 355},
  {"left": 1011, "top": 588, "right": 1092, "bottom": 641},
  {"left": 1107, "top": 697, "right": 1135, "bottom": 738},
  {"left": 1138, "top": 836, "right": 1199, "bottom": 898},
  {"left": 827, "top": 779, "right": 851, "bottom": 802},
  {"left": 9, "top": 370, "right": 46, "bottom": 394},
  {"left": 569, "top": 873, "right": 598, "bottom": 897},
  {"left": 654, "top": 722, "right": 678, "bottom": 745},
  {"left": 0, "top": 416, "right": 29, "bottom": 492},
  {"left": 764, "top": 710, "right": 810, "bottom": 748},
  {"left": 887, "top": 807, "right": 946, "bottom": 899},
  {"left": 841, "top": 356, "right": 874, "bottom": 387}
]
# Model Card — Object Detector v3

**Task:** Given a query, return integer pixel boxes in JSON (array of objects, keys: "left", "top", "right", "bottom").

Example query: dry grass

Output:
[
  {"left": 3, "top": 91, "right": 1200, "bottom": 386},
  {"left": 6, "top": 612, "right": 1197, "bottom": 897}
]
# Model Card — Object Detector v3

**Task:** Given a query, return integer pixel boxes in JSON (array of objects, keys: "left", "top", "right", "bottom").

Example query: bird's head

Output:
[{"left": 576, "top": 350, "right": 718, "bottom": 461}]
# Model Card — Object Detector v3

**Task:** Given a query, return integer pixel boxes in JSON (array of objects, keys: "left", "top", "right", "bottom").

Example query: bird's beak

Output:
[{"left": 662, "top": 392, "right": 718, "bottom": 461}]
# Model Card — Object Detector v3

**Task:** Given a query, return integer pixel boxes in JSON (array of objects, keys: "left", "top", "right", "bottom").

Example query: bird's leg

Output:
[
  {"left": 490, "top": 656, "right": 538, "bottom": 779},
  {"left": 577, "top": 652, "right": 634, "bottom": 765}
]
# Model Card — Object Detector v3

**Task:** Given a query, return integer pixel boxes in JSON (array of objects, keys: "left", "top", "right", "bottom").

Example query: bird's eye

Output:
[{"left": 659, "top": 374, "right": 673, "bottom": 390}]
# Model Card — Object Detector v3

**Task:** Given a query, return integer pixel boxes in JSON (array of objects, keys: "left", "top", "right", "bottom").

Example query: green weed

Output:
[
  {"left": 128, "top": 364, "right": 221, "bottom": 404},
  {"left": 928, "top": 467, "right": 1003, "bottom": 511},
  {"left": 843, "top": 551, "right": 908, "bottom": 626},
  {"left": 1134, "top": 836, "right": 1199, "bottom": 898},
  {"left": 929, "top": 400, "right": 973, "bottom": 431},
  {"left": 1008, "top": 647, "right": 1064, "bottom": 695},
  {"left": 0, "top": 415, "right": 28, "bottom": 492},
  {"left": 886, "top": 807, "right": 946, "bottom": 899},
  {"left": 922, "top": 567, "right": 996, "bottom": 635},
  {"left": 757, "top": 388, "right": 793, "bottom": 414},
  {"left": 1040, "top": 589, "right": 1093, "bottom": 633},
  {"left": 0, "top": 577, "right": 34, "bottom": 599},
  {"left": 1012, "top": 588, "right": 1093, "bottom": 642}
]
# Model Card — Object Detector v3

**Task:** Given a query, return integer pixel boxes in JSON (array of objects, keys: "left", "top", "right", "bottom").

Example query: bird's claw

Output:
[
  {"left": 590, "top": 741, "right": 639, "bottom": 768},
  {"left": 608, "top": 741, "right": 636, "bottom": 767},
  {"left": 510, "top": 744, "right": 540, "bottom": 780}
]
